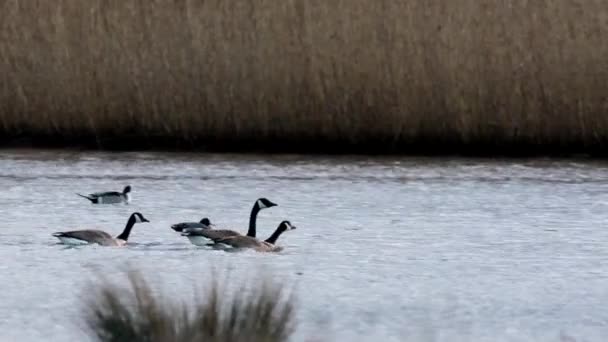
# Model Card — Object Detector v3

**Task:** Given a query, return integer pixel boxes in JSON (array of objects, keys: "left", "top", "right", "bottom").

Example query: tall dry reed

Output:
[
  {"left": 84, "top": 270, "right": 295, "bottom": 342},
  {"left": 1, "top": 0, "right": 607, "bottom": 154}
]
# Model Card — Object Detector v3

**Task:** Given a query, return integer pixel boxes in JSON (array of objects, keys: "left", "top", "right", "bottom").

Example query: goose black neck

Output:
[
  {"left": 247, "top": 203, "right": 261, "bottom": 237},
  {"left": 264, "top": 226, "right": 285, "bottom": 245},
  {"left": 117, "top": 216, "right": 136, "bottom": 241}
]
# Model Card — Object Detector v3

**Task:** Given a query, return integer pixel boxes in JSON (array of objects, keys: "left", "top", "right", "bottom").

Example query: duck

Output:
[
  {"left": 170, "top": 218, "right": 214, "bottom": 233},
  {"left": 202, "top": 220, "right": 296, "bottom": 252},
  {"left": 181, "top": 197, "right": 277, "bottom": 246},
  {"left": 52, "top": 212, "right": 149, "bottom": 246},
  {"left": 76, "top": 185, "right": 132, "bottom": 204}
]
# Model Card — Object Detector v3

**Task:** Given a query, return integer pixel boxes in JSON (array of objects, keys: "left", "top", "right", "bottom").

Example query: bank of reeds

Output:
[
  {"left": 1, "top": 0, "right": 608, "bottom": 155},
  {"left": 83, "top": 271, "right": 295, "bottom": 342}
]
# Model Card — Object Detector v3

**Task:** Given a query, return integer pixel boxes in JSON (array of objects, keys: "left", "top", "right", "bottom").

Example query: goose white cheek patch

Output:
[{"left": 257, "top": 200, "right": 265, "bottom": 209}]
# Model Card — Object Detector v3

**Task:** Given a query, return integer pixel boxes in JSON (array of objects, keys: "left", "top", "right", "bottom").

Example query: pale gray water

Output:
[{"left": 1, "top": 149, "right": 608, "bottom": 342}]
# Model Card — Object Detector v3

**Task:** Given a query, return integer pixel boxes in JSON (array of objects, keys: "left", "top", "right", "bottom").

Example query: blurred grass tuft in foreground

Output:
[{"left": 84, "top": 270, "right": 295, "bottom": 342}]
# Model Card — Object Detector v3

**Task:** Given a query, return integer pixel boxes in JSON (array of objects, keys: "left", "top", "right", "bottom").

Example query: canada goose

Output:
[
  {"left": 52, "top": 212, "right": 149, "bottom": 246},
  {"left": 206, "top": 220, "right": 296, "bottom": 252},
  {"left": 171, "top": 218, "right": 214, "bottom": 232},
  {"left": 77, "top": 185, "right": 132, "bottom": 204},
  {"left": 181, "top": 198, "right": 277, "bottom": 246}
]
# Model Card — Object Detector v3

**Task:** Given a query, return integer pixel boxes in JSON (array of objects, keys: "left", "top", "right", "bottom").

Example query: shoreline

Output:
[{"left": 0, "top": 137, "right": 604, "bottom": 159}]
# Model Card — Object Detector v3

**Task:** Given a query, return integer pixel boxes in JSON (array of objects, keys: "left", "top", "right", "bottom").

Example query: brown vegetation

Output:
[
  {"left": 0, "top": 0, "right": 607, "bottom": 155},
  {"left": 84, "top": 270, "right": 295, "bottom": 342}
]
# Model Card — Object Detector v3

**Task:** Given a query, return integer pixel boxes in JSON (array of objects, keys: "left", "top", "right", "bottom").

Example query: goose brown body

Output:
[
  {"left": 212, "top": 221, "right": 296, "bottom": 253},
  {"left": 52, "top": 212, "right": 149, "bottom": 246},
  {"left": 181, "top": 198, "right": 277, "bottom": 246}
]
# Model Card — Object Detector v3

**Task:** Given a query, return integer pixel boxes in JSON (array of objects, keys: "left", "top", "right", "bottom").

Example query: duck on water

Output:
[
  {"left": 52, "top": 212, "right": 149, "bottom": 246},
  {"left": 170, "top": 218, "right": 214, "bottom": 233},
  {"left": 197, "top": 220, "right": 296, "bottom": 253},
  {"left": 180, "top": 198, "right": 277, "bottom": 246},
  {"left": 76, "top": 185, "right": 132, "bottom": 204}
]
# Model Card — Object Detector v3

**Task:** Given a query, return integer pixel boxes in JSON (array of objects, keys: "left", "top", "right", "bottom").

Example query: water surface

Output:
[{"left": 1, "top": 150, "right": 608, "bottom": 341}]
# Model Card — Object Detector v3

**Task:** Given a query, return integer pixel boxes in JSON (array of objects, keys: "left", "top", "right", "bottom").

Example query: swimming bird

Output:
[
  {"left": 76, "top": 185, "right": 132, "bottom": 204},
  {"left": 181, "top": 198, "right": 277, "bottom": 246},
  {"left": 204, "top": 220, "right": 296, "bottom": 252},
  {"left": 171, "top": 218, "right": 214, "bottom": 233},
  {"left": 52, "top": 212, "right": 149, "bottom": 246}
]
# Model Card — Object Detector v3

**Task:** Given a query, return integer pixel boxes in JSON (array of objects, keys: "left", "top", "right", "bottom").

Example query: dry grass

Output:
[
  {"left": 1, "top": 0, "right": 608, "bottom": 155},
  {"left": 84, "top": 270, "right": 295, "bottom": 342}
]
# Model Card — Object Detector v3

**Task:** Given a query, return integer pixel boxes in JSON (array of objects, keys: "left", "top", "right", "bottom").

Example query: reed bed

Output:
[
  {"left": 1, "top": 0, "right": 608, "bottom": 155},
  {"left": 83, "top": 270, "right": 295, "bottom": 342}
]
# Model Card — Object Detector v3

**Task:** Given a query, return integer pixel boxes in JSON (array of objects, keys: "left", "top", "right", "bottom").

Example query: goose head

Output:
[
  {"left": 199, "top": 217, "right": 215, "bottom": 228},
  {"left": 123, "top": 185, "right": 132, "bottom": 194},
  {"left": 255, "top": 198, "right": 277, "bottom": 210},
  {"left": 278, "top": 220, "right": 296, "bottom": 232},
  {"left": 116, "top": 212, "right": 150, "bottom": 242},
  {"left": 131, "top": 212, "right": 150, "bottom": 224},
  {"left": 264, "top": 220, "right": 296, "bottom": 245}
]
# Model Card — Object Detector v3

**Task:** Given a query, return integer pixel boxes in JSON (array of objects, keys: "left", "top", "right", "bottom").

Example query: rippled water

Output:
[{"left": 1, "top": 149, "right": 608, "bottom": 341}]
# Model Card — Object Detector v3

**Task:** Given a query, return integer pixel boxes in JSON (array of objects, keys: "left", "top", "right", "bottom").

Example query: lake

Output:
[{"left": 1, "top": 149, "right": 607, "bottom": 341}]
